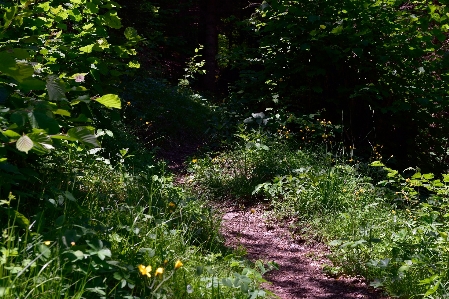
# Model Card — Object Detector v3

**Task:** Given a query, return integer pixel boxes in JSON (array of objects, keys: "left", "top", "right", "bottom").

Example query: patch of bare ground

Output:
[{"left": 218, "top": 201, "right": 389, "bottom": 299}]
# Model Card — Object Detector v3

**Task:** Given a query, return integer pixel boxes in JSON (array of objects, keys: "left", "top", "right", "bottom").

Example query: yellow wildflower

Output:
[
  {"left": 175, "top": 260, "right": 183, "bottom": 269},
  {"left": 192, "top": 159, "right": 198, "bottom": 163},
  {"left": 138, "top": 264, "right": 152, "bottom": 278},
  {"left": 44, "top": 241, "right": 51, "bottom": 246},
  {"left": 127, "top": 102, "right": 131, "bottom": 106},
  {"left": 168, "top": 202, "right": 176, "bottom": 208},
  {"left": 71, "top": 241, "right": 76, "bottom": 246},
  {"left": 155, "top": 267, "right": 164, "bottom": 277}
]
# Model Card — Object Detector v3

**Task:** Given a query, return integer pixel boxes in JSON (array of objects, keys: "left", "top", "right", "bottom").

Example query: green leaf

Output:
[
  {"left": 28, "top": 132, "right": 54, "bottom": 153},
  {"left": 95, "top": 94, "right": 121, "bottom": 109},
  {"left": 63, "top": 191, "right": 76, "bottom": 202},
  {"left": 27, "top": 111, "right": 60, "bottom": 134},
  {"left": 79, "top": 44, "right": 94, "bottom": 53},
  {"left": 86, "top": 239, "right": 103, "bottom": 251},
  {"left": 9, "top": 48, "right": 29, "bottom": 60},
  {"left": 16, "top": 135, "right": 33, "bottom": 153},
  {"left": 85, "top": 2, "right": 99, "bottom": 14},
  {"left": 2, "top": 62, "right": 34, "bottom": 82},
  {"left": 3, "top": 5, "right": 18, "bottom": 29},
  {"left": 37, "top": 244, "right": 51, "bottom": 260},
  {"left": 2, "top": 130, "right": 20, "bottom": 139},
  {"left": 0, "top": 52, "right": 16, "bottom": 71},
  {"left": 53, "top": 109, "right": 71, "bottom": 117},
  {"left": 67, "top": 126, "right": 100, "bottom": 147},
  {"left": 19, "top": 78, "right": 46, "bottom": 92},
  {"left": 97, "top": 248, "right": 111, "bottom": 260},
  {"left": 370, "top": 161, "right": 385, "bottom": 167},
  {"left": 124, "top": 27, "right": 140, "bottom": 40},
  {"left": 128, "top": 61, "right": 140, "bottom": 68},
  {"left": 423, "top": 173, "right": 434, "bottom": 180},
  {"left": 46, "top": 76, "right": 66, "bottom": 101},
  {"left": 66, "top": 250, "right": 84, "bottom": 261},
  {"left": 102, "top": 11, "right": 122, "bottom": 29}
]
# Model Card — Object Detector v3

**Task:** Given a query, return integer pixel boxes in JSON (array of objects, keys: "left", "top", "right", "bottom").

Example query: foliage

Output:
[
  {"left": 0, "top": 0, "right": 141, "bottom": 194},
  {"left": 227, "top": 0, "right": 449, "bottom": 171},
  {"left": 0, "top": 143, "right": 274, "bottom": 298}
]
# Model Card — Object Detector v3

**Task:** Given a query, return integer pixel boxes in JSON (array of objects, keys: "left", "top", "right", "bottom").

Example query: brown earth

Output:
[{"left": 217, "top": 201, "right": 389, "bottom": 299}]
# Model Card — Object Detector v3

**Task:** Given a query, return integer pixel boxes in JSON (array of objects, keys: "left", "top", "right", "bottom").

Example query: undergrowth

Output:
[
  {"left": 188, "top": 110, "right": 449, "bottom": 298},
  {"left": 0, "top": 78, "right": 276, "bottom": 298}
]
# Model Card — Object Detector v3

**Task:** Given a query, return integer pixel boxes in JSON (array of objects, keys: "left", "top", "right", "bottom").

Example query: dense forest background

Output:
[
  {"left": 117, "top": 0, "right": 449, "bottom": 173},
  {"left": 2, "top": 0, "right": 449, "bottom": 298}
]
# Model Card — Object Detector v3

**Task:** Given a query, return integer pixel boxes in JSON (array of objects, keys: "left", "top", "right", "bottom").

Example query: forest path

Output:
[
  {"left": 165, "top": 150, "right": 387, "bottom": 299},
  {"left": 216, "top": 201, "right": 388, "bottom": 299}
]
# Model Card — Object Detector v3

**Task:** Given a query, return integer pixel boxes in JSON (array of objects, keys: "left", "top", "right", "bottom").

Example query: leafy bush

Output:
[
  {"left": 0, "top": 0, "right": 140, "bottom": 194},
  {"left": 228, "top": 0, "right": 449, "bottom": 171}
]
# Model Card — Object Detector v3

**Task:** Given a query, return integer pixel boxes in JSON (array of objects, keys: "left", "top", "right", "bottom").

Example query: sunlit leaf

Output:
[
  {"left": 16, "top": 135, "right": 33, "bottom": 153},
  {"left": 95, "top": 94, "right": 121, "bottom": 109}
]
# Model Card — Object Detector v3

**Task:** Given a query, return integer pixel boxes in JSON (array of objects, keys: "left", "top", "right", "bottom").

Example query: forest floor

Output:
[
  {"left": 217, "top": 200, "right": 388, "bottom": 299},
  {"left": 163, "top": 140, "right": 388, "bottom": 299}
]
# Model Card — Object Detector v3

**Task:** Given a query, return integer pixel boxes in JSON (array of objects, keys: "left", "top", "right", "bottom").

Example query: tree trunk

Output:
[{"left": 200, "top": 0, "right": 218, "bottom": 92}]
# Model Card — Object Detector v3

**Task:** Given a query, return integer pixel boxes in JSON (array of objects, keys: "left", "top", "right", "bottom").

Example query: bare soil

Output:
[{"left": 218, "top": 201, "right": 389, "bottom": 299}]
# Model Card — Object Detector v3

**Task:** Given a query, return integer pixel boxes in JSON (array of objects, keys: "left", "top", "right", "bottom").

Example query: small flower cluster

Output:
[{"left": 137, "top": 260, "right": 183, "bottom": 278}]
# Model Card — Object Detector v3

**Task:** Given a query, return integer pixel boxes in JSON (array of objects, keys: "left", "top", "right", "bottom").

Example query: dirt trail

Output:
[
  {"left": 165, "top": 145, "right": 387, "bottom": 299},
  {"left": 219, "top": 202, "right": 388, "bottom": 299}
]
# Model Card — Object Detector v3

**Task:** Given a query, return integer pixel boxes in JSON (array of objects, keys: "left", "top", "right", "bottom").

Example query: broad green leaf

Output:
[
  {"left": 2, "top": 130, "right": 20, "bottom": 139},
  {"left": 0, "top": 52, "right": 16, "bottom": 71},
  {"left": 97, "top": 248, "right": 111, "bottom": 260},
  {"left": 95, "top": 94, "right": 121, "bottom": 109},
  {"left": 9, "top": 48, "right": 29, "bottom": 59},
  {"left": 27, "top": 111, "right": 60, "bottom": 134},
  {"left": 86, "top": 239, "right": 103, "bottom": 251},
  {"left": 85, "top": 2, "right": 99, "bottom": 14},
  {"left": 370, "top": 161, "right": 385, "bottom": 167},
  {"left": 79, "top": 44, "right": 94, "bottom": 53},
  {"left": 66, "top": 250, "right": 84, "bottom": 261},
  {"left": 10, "top": 111, "right": 26, "bottom": 127},
  {"left": 50, "top": 135, "right": 76, "bottom": 141},
  {"left": 46, "top": 76, "right": 66, "bottom": 101},
  {"left": 28, "top": 132, "right": 54, "bottom": 153},
  {"left": 2, "top": 62, "right": 34, "bottom": 82},
  {"left": 16, "top": 135, "right": 33, "bottom": 153},
  {"left": 423, "top": 173, "right": 434, "bottom": 180},
  {"left": 102, "top": 11, "right": 122, "bottom": 29},
  {"left": 37, "top": 244, "right": 51, "bottom": 260},
  {"left": 19, "top": 78, "right": 46, "bottom": 92},
  {"left": 124, "top": 27, "right": 140, "bottom": 41},
  {"left": 53, "top": 109, "right": 71, "bottom": 117},
  {"left": 63, "top": 191, "right": 76, "bottom": 202},
  {"left": 67, "top": 126, "right": 100, "bottom": 147}
]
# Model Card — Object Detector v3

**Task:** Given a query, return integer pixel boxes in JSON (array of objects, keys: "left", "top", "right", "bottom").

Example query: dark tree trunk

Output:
[{"left": 199, "top": 0, "right": 218, "bottom": 92}]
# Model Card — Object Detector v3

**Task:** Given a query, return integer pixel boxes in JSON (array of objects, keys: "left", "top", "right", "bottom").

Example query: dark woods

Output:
[{"left": 117, "top": 0, "right": 449, "bottom": 173}]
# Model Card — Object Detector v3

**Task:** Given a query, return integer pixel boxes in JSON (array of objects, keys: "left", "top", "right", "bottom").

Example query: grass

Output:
[
  {"left": 188, "top": 125, "right": 449, "bottom": 298},
  {"left": 0, "top": 78, "right": 275, "bottom": 299},
  {"left": 4, "top": 73, "right": 449, "bottom": 298}
]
